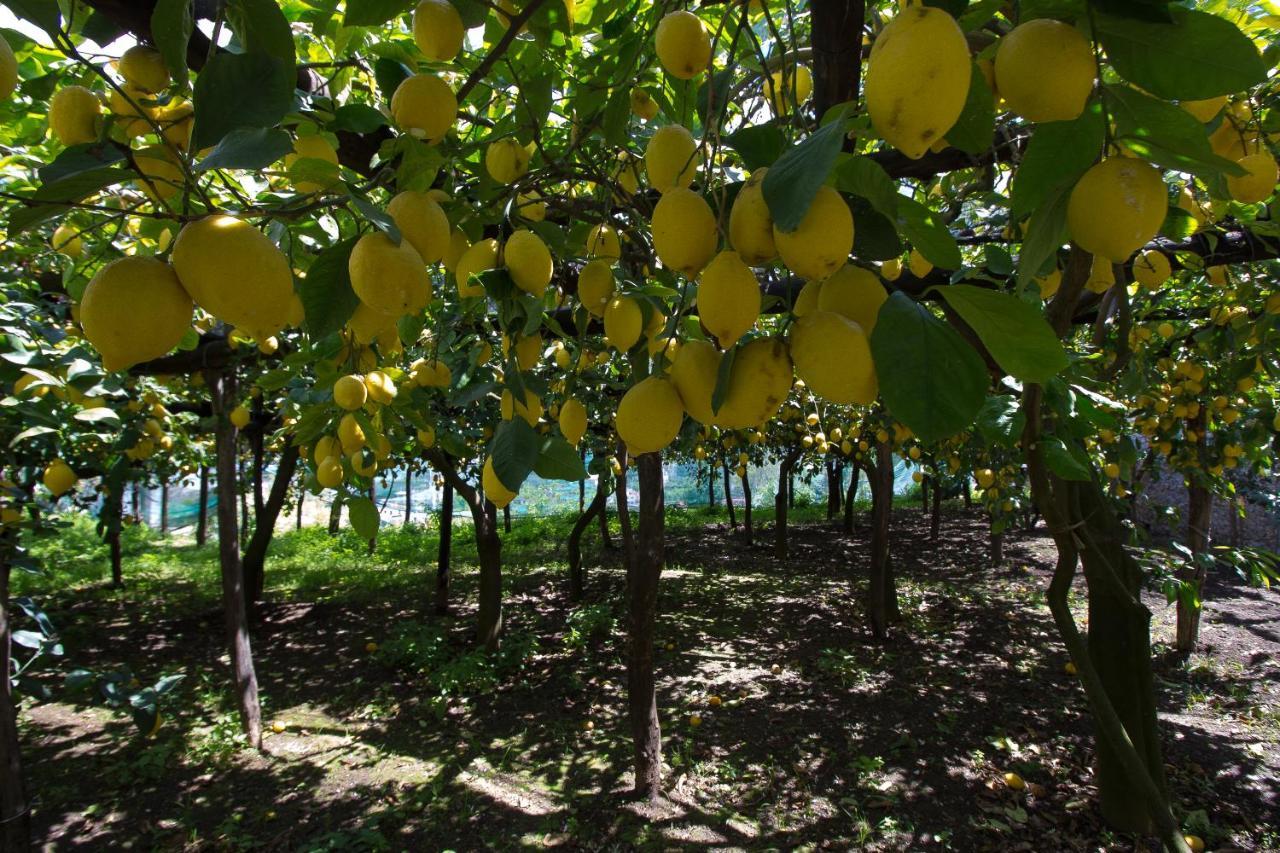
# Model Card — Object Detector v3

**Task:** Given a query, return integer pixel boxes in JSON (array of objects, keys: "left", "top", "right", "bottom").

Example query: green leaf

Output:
[
  {"left": 944, "top": 63, "right": 995, "bottom": 155},
  {"left": 80, "top": 11, "right": 127, "bottom": 45},
  {"left": 347, "top": 496, "right": 381, "bottom": 542},
  {"left": 226, "top": 0, "right": 296, "bottom": 63},
  {"left": 40, "top": 144, "right": 127, "bottom": 184},
  {"left": 1015, "top": 184, "right": 1070, "bottom": 288},
  {"left": 490, "top": 417, "right": 540, "bottom": 492},
  {"left": 850, "top": 198, "right": 903, "bottom": 261},
  {"left": 151, "top": 0, "right": 194, "bottom": 88},
  {"left": 347, "top": 191, "right": 402, "bottom": 243},
  {"left": 4, "top": 0, "right": 60, "bottom": 38},
  {"left": 976, "top": 394, "right": 1023, "bottom": 447},
  {"left": 344, "top": 0, "right": 413, "bottom": 26},
  {"left": 195, "top": 127, "right": 293, "bottom": 171},
  {"left": 302, "top": 238, "right": 359, "bottom": 338},
  {"left": 937, "top": 285, "right": 1068, "bottom": 382},
  {"left": 763, "top": 107, "right": 849, "bottom": 232},
  {"left": 898, "top": 198, "right": 961, "bottom": 270},
  {"left": 1095, "top": 8, "right": 1266, "bottom": 100},
  {"left": 1010, "top": 105, "right": 1105, "bottom": 221},
  {"left": 725, "top": 123, "right": 786, "bottom": 172},
  {"left": 831, "top": 155, "right": 899, "bottom": 218},
  {"left": 74, "top": 407, "right": 121, "bottom": 426},
  {"left": 193, "top": 52, "right": 296, "bottom": 150},
  {"left": 1040, "top": 435, "right": 1091, "bottom": 481},
  {"left": 333, "top": 103, "right": 388, "bottom": 133},
  {"left": 602, "top": 86, "right": 631, "bottom": 147},
  {"left": 374, "top": 57, "right": 412, "bottom": 105},
  {"left": 710, "top": 343, "right": 736, "bottom": 415},
  {"left": 534, "top": 436, "right": 588, "bottom": 480},
  {"left": 8, "top": 166, "right": 130, "bottom": 234},
  {"left": 1103, "top": 86, "right": 1246, "bottom": 177},
  {"left": 451, "top": 0, "right": 488, "bottom": 28},
  {"left": 696, "top": 69, "right": 733, "bottom": 130},
  {"left": 870, "top": 292, "right": 988, "bottom": 443}
]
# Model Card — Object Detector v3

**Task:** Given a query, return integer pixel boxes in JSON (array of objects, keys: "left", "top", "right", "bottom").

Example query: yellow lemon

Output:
[
  {"left": 230, "top": 405, "right": 251, "bottom": 429},
  {"left": 654, "top": 10, "right": 710, "bottom": 80},
  {"left": 994, "top": 19, "right": 1094, "bottom": 122},
  {"left": 364, "top": 370, "right": 397, "bottom": 405},
  {"left": 697, "top": 250, "right": 760, "bottom": 347},
  {"left": 485, "top": 137, "right": 532, "bottom": 184},
  {"left": 513, "top": 332, "right": 542, "bottom": 371},
  {"left": 792, "top": 279, "right": 822, "bottom": 317},
  {"left": 881, "top": 257, "right": 902, "bottom": 281},
  {"left": 652, "top": 187, "right": 717, "bottom": 277},
  {"left": 586, "top": 223, "right": 621, "bottom": 260},
  {"left": 347, "top": 301, "right": 398, "bottom": 346},
  {"left": 416, "top": 425, "right": 436, "bottom": 448},
  {"left": 442, "top": 227, "right": 470, "bottom": 272},
  {"left": 1036, "top": 267, "right": 1062, "bottom": 299},
  {"left": 455, "top": 237, "right": 498, "bottom": 297},
  {"left": 865, "top": 6, "right": 971, "bottom": 160},
  {"left": 118, "top": 45, "right": 170, "bottom": 93},
  {"left": 630, "top": 87, "right": 659, "bottom": 120},
  {"left": 500, "top": 388, "right": 543, "bottom": 426},
  {"left": 774, "top": 185, "right": 853, "bottom": 281},
  {"left": 284, "top": 134, "right": 339, "bottom": 193},
  {"left": 504, "top": 229, "right": 553, "bottom": 296},
  {"left": 617, "top": 376, "right": 685, "bottom": 454},
  {"left": 559, "top": 397, "right": 587, "bottom": 446},
  {"left": 1181, "top": 96, "right": 1227, "bottom": 123},
  {"left": 134, "top": 145, "right": 184, "bottom": 202},
  {"left": 577, "top": 259, "right": 615, "bottom": 316},
  {"left": 790, "top": 310, "right": 876, "bottom": 404},
  {"left": 817, "top": 264, "right": 887, "bottom": 334},
  {"left": 43, "top": 459, "right": 77, "bottom": 497},
  {"left": 604, "top": 295, "right": 643, "bottom": 351},
  {"left": 333, "top": 375, "right": 368, "bottom": 410},
  {"left": 907, "top": 248, "right": 932, "bottom": 278},
  {"left": 714, "top": 337, "right": 792, "bottom": 429},
  {"left": 49, "top": 85, "right": 101, "bottom": 146},
  {"left": 386, "top": 190, "right": 450, "bottom": 263},
  {"left": 1226, "top": 151, "right": 1277, "bottom": 205},
  {"left": 1067, "top": 158, "right": 1167, "bottom": 263},
  {"left": 728, "top": 168, "right": 776, "bottom": 265},
  {"left": 670, "top": 339, "right": 721, "bottom": 425},
  {"left": 52, "top": 222, "right": 83, "bottom": 257},
  {"left": 339, "top": 413, "right": 366, "bottom": 454},
  {"left": 317, "top": 455, "right": 344, "bottom": 488},
  {"left": 349, "top": 232, "right": 430, "bottom": 316},
  {"left": 413, "top": 0, "right": 465, "bottom": 61},
  {"left": 482, "top": 457, "right": 517, "bottom": 508},
  {"left": 80, "top": 257, "right": 192, "bottom": 372},
  {"left": 1132, "top": 249, "right": 1171, "bottom": 290},
  {"left": 764, "top": 65, "right": 813, "bottom": 115},
  {"left": 645, "top": 124, "right": 700, "bottom": 193},
  {"left": 390, "top": 73, "right": 457, "bottom": 142}
]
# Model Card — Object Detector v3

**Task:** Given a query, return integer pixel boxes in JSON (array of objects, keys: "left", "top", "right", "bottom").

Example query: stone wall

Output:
[{"left": 1133, "top": 460, "right": 1280, "bottom": 551}]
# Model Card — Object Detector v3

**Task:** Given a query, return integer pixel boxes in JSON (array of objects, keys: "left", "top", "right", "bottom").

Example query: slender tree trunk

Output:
[
  {"left": 775, "top": 450, "right": 801, "bottom": 559},
  {"left": 788, "top": 469, "right": 795, "bottom": 509},
  {"left": 503, "top": 503, "right": 511, "bottom": 533},
  {"left": 1177, "top": 478, "right": 1212, "bottom": 653},
  {"left": 930, "top": 477, "right": 942, "bottom": 541},
  {"left": 131, "top": 482, "right": 142, "bottom": 525},
  {"left": 106, "top": 490, "right": 123, "bottom": 588},
  {"left": 327, "top": 496, "right": 341, "bottom": 534},
  {"left": 569, "top": 479, "right": 607, "bottom": 601},
  {"left": 920, "top": 477, "right": 929, "bottom": 514},
  {"left": 962, "top": 480, "right": 972, "bottom": 509},
  {"left": 196, "top": 464, "right": 210, "bottom": 546},
  {"left": 295, "top": 470, "right": 304, "bottom": 531},
  {"left": 239, "top": 455, "right": 250, "bottom": 549},
  {"left": 740, "top": 470, "right": 753, "bottom": 545},
  {"left": 627, "top": 453, "right": 664, "bottom": 799},
  {"left": 160, "top": 482, "right": 169, "bottom": 534},
  {"left": 616, "top": 447, "right": 635, "bottom": 567},
  {"left": 867, "top": 441, "right": 898, "bottom": 641},
  {"left": 578, "top": 459, "right": 585, "bottom": 513},
  {"left": 597, "top": 483, "right": 613, "bottom": 549},
  {"left": 475, "top": 503, "right": 503, "bottom": 651},
  {"left": 243, "top": 445, "right": 301, "bottom": 606},
  {"left": 990, "top": 527, "right": 1004, "bottom": 565},
  {"left": 251, "top": 429, "right": 265, "bottom": 520},
  {"left": 843, "top": 464, "right": 860, "bottom": 533},
  {"left": 204, "top": 369, "right": 262, "bottom": 749},
  {"left": 0, "top": 544, "right": 31, "bottom": 852},
  {"left": 723, "top": 462, "right": 737, "bottom": 528},
  {"left": 708, "top": 461, "right": 716, "bottom": 508},
  {"left": 436, "top": 481, "right": 453, "bottom": 616},
  {"left": 826, "top": 459, "right": 840, "bottom": 520},
  {"left": 403, "top": 467, "right": 412, "bottom": 526}
]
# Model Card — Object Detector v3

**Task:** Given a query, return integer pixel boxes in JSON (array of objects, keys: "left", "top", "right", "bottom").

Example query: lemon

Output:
[
  {"left": 865, "top": 6, "right": 970, "bottom": 160},
  {"left": 364, "top": 370, "right": 397, "bottom": 405},
  {"left": 881, "top": 258, "right": 902, "bottom": 281},
  {"left": 333, "top": 375, "right": 368, "bottom": 410},
  {"left": 577, "top": 259, "right": 615, "bottom": 316},
  {"left": 390, "top": 73, "right": 457, "bottom": 142},
  {"left": 482, "top": 457, "right": 517, "bottom": 508},
  {"left": 654, "top": 11, "right": 711, "bottom": 80},
  {"left": 517, "top": 190, "right": 546, "bottom": 221},
  {"left": 790, "top": 311, "right": 877, "bottom": 404},
  {"left": 604, "top": 295, "right": 643, "bottom": 351},
  {"left": 1181, "top": 96, "right": 1226, "bottom": 123},
  {"left": 348, "top": 302, "right": 398, "bottom": 345},
  {"left": 975, "top": 468, "right": 995, "bottom": 488},
  {"left": 586, "top": 223, "right": 622, "bottom": 260},
  {"left": 43, "top": 459, "right": 77, "bottom": 497},
  {"left": 414, "top": 358, "right": 452, "bottom": 387},
  {"left": 315, "top": 436, "right": 340, "bottom": 462},
  {"left": 504, "top": 229, "right": 553, "bottom": 296},
  {"left": 172, "top": 215, "right": 295, "bottom": 341},
  {"left": 442, "top": 228, "right": 470, "bottom": 273},
  {"left": 500, "top": 387, "right": 542, "bottom": 426},
  {"left": 644, "top": 124, "right": 699, "bottom": 193},
  {"left": 284, "top": 134, "right": 339, "bottom": 193},
  {"left": 118, "top": 45, "right": 170, "bottom": 93},
  {"left": 817, "top": 264, "right": 887, "bottom": 334},
  {"left": 339, "top": 413, "right": 366, "bottom": 454},
  {"left": 1226, "top": 151, "right": 1277, "bottom": 204},
  {"left": 697, "top": 250, "right": 759, "bottom": 347},
  {"left": 50, "top": 85, "right": 102, "bottom": 146},
  {"left": 52, "top": 222, "right": 83, "bottom": 257},
  {"left": 560, "top": 397, "right": 587, "bottom": 445},
  {"left": 1132, "top": 249, "right": 1170, "bottom": 290},
  {"left": 134, "top": 145, "right": 184, "bottom": 202},
  {"left": 513, "top": 332, "right": 542, "bottom": 370},
  {"left": 652, "top": 187, "right": 717, "bottom": 277},
  {"left": 631, "top": 87, "right": 659, "bottom": 120},
  {"left": 416, "top": 425, "right": 436, "bottom": 448},
  {"left": 230, "top": 405, "right": 251, "bottom": 429},
  {"left": 714, "top": 337, "right": 792, "bottom": 429},
  {"left": 485, "top": 138, "right": 532, "bottom": 184},
  {"left": 764, "top": 65, "right": 812, "bottom": 115},
  {"left": 349, "top": 450, "right": 377, "bottom": 477},
  {"left": 670, "top": 340, "right": 720, "bottom": 425},
  {"left": 994, "top": 20, "right": 1094, "bottom": 123},
  {"left": 792, "top": 279, "right": 822, "bottom": 317},
  {"left": 413, "top": 0, "right": 465, "bottom": 61},
  {"left": 617, "top": 376, "right": 685, "bottom": 454},
  {"left": 386, "top": 190, "right": 450, "bottom": 263},
  {"left": 1209, "top": 119, "right": 1259, "bottom": 162},
  {"left": 1183, "top": 835, "right": 1205, "bottom": 853},
  {"left": 317, "top": 456, "right": 344, "bottom": 488},
  {"left": 0, "top": 35, "right": 17, "bottom": 101},
  {"left": 907, "top": 248, "right": 932, "bottom": 278},
  {"left": 1003, "top": 772, "right": 1025, "bottom": 790},
  {"left": 1067, "top": 158, "right": 1167, "bottom": 263},
  {"left": 80, "top": 257, "right": 192, "bottom": 371},
  {"left": 1036, "top": 267, "right": 1062, "bottom": 299},
  {"left": 774, "top": 185, "right": 853, "bottom": 281},
  {"left": 455, "top": 237, "right": 498, "bottom": 297},
  {"left": 613, "top": 151, "right": 642, "bottom": 199},
  {"left": 349, "top": 232, "right": 430, "bottom": 317},
  {"left": 728, "top": 169, "right": 776, "bottom": 265},
  {"left": 108, "top": 86, "right": 152, "bottom": 138},
  {"left": 156, "top": 99, "right": 193, "bottom": 149}
]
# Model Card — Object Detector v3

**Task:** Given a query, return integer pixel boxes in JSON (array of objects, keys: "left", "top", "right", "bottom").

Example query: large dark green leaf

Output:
[
  {"left": 976, "top": 394, "right": 1023, "bottom": 448},
  {"left": 938, "top": 284, "right": 1068, "bottom": 382},
  {"left": 491, "top": 417, "right": 540, "bottom": 492},
  {"left": 347, "top": 496, "right": 381, "bottom": 542},
  {"left": 944, "top": 63, "right": 995, "bottom": 156},
  {"left": 333, "top": 103, "right": 388, "bottom": 133},
  {"left": 1095, "top": 8, "right": 1266, "bottom": 100},
  {"left": 534, "top": 436, "right": 588, "bottom": 480},
  {"left": 227, "top": 0, "right": 297, "bottom": 63},
  {"left": 39, "top": 145, "right": 127, "bottom": 184},
  {"left": 725, "top": 123, "right": 786, "bottom": 172},
  {"left": 831, "top": 155, "right": 899, "bottom": 217},
  {"left": 850, "top": 198, "right": 903, "bottom": 261},
  {"left": 151, "top": 0, "right": 194, "bottom": 87},
  {"left": 762, "top": 107, "right": 848, "bottom": 232},
  {"left": 1103, "top": 86, "right": 1246, "bottom": 177},
  {"left": 1014, "top": 184, "right": 1070, "bottom": 288},
  {"left": 195, "top": 126, "right": 293, "bottom": 171},
  {"left": 898, "top": 198, "right": 961, "bottom": 270},
  {"left": 301, "top": 238, "right": 359, "bottom": 338},
  {"left": 870, "top": 292, "right": 989, "bottom": 443},
  {"left": 193, "top": 52, "right": 297, "bottom": 149},
  {"left": 5, "top": 0, "right": 60, "bottom": 38},
  {"left": 1040, "top": 435, "right": 1091, "bottom": 481},
  {"left": 344, "top": 0, "right": 414, "bottom": 26},
  {"left": 1010, "top": 105, "right": 1105, "bottom": 221}
]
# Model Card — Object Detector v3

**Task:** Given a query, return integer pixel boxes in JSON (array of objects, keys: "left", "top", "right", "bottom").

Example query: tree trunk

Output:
[
  {"left": 0, "top": 545, "right": 31, "bottom": 852},
  {"left": 962, "top": 480, "right": 972, "bottom": 509},
  {"left": 707, "top": 460, "right": 716, "bottom": 507},
  {"left": 251, "top": 429, "right": 265, "bottom": 520},
  {"left": 238, "top": 455, "right": 250, "bottom": 549},
  {"left": 930, "top": 476, "right": 942, "bottom": 541},
  {"left": 403, "top": 467, "right": 412, "bottom": 526},
  {"left": 627, "top": 453, "right": 664, "bottom": 799},
  {"left": 160, "top": 481, "right": 169, "bottom": 534},
  {"left": 990, "top": 527, "right": 1004, "bottom": 565},
  {"left": 597, "top": 485, "right": 613, "bottom": 549},
  {"left": 1177, "top": 477, "right": 1212, "bottom": 653},
  {"left": 775, "top": 450, "right": 801, "bottom": 559},
  {"left": 107, "top": 492, "right": 123, "bottom": 588},
  {"left": 367, "top": 482, "right": 378, "bottom": 556},
  {"left": 204, "top": 369, "right": 263, "bottom": 749},
  {"left": 243, "top": 445, "right": 301, "bottom": 606},
  {"left": 740, "top": 470, "right": 753, "bottom": 545},
  {"left": 327, "top": 496, "right": 341, "bottom": 534},
  {"left": 196, "top": 464, "right": 210, "bottom": 546},
  {"left": 475, "top": 503, "right": 503, "bottom": 651},
  {"left": 569, "top": 478, "right": 607, "bottom": 601},
  {"left": 723, "top": 462, "right": 737, "bottom": 528},
  {"left": 578, "top": 458, "right": 585, "bottom": 513},
  {"left": 616, "top": 448, "right": 635, "bottom": 567},
  {"left": 436, "top": 480, "right": 453, "bottom": 616},
  {"left": 867, "top": 441, "right": 898, "bottom": 641},
  {"left": 826, "top": 459, "right": 841, "bottom": 520},
  {"left": 132, "top": 482, "right": 143, "bottom": 525},
  {"left": 503, "top": 503, "right": 511, "bottom": 533},
  {"left": 295, "top": 470, "right": 305, "bottom": 531},
  {"left": 788, "top": 469, "right": 795, "bottom": 508},
  {"left": 843, "top": 464, "right": 860, "bottom": 533},
  {"left": 811, "top": 0, "right": 865, "bottom": 120}
]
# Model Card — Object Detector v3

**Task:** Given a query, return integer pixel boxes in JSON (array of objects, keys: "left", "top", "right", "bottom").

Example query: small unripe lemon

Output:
[
  {"left": 774, "top": 186, "right": 853, "bottom": 281},
  {"left": 413, "top": 0, "right": 465, "bottom": 61},
  {"left": 617, "top": 376, "right": 685, "bottom": 454},
  {"left": 728, "top": 169, "right": 776, "bottom": 265},
  {"left": 652, "top": 187, "right": 717, "bottom": 277},
  {"left": 485, "top": 137, "right": 532, "bottom": 184},
  {"left": 504, "top": 229, "right": 553, "bottom": 296},
  {"left": 697, "top": 250, "right": 760, "bottom": 348},
  {"left": 577, "top": 260, "right": 615, "bottom": 317},
  {"left": 994, "top": 20, "right": 1094, "bottom": 122},
  {"left": 390, "top": 73, "right": 457, "bottom": 142},
  {"left": 49, "top": 85, "right": 102, "bottom": 146},
  {"left": 644, "top": 124, "right": 699, "bottom": 193},
  {"left": 654, "top": 11, "right": 710, "bottom": 80}
]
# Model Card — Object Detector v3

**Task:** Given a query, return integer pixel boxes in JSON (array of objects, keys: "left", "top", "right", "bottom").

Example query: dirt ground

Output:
[{"left": 16, "top": 508, "right": 1280, "bottom": 850}]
